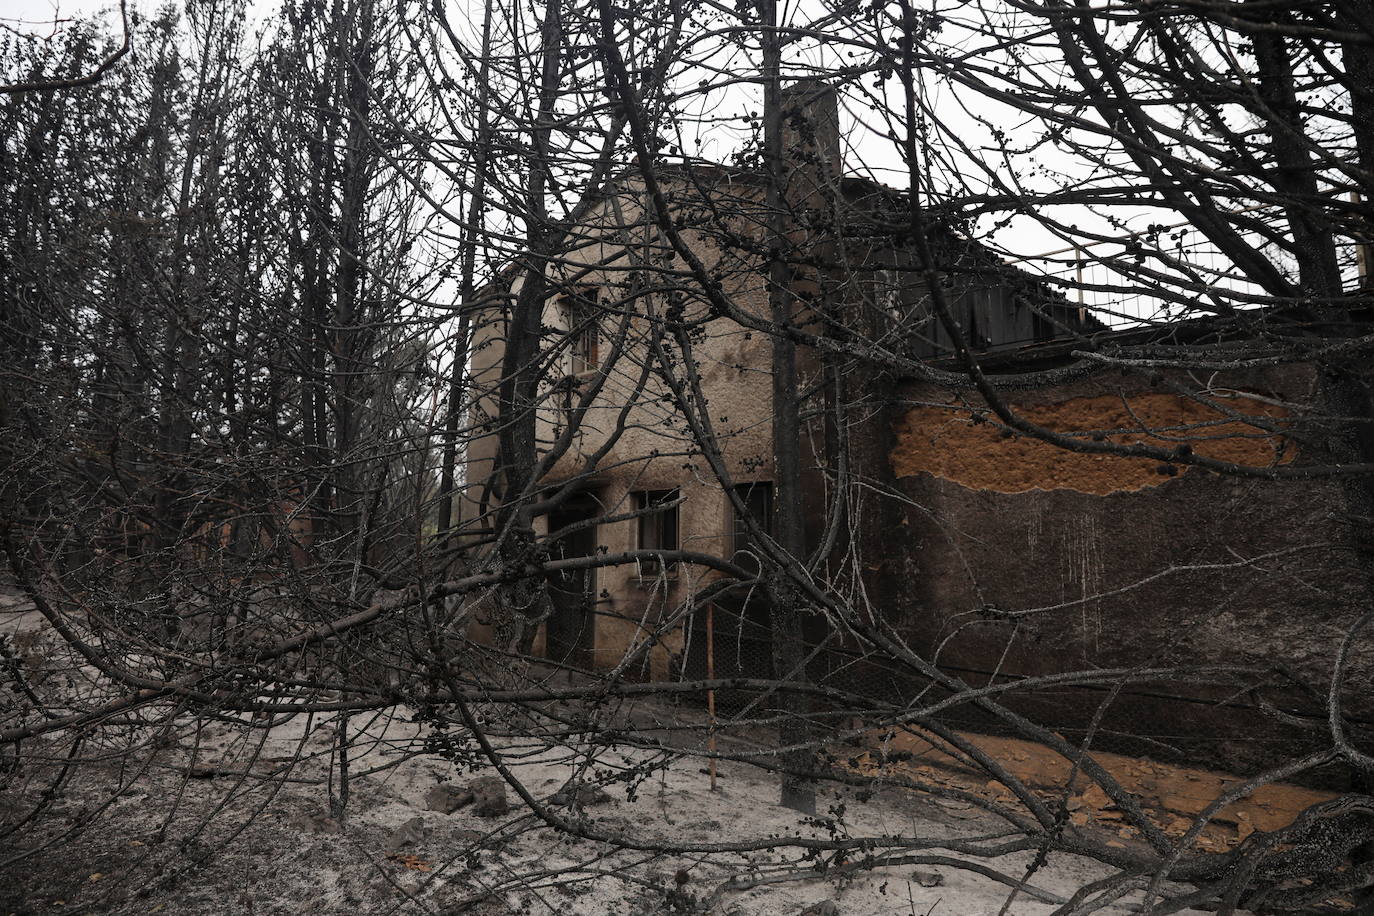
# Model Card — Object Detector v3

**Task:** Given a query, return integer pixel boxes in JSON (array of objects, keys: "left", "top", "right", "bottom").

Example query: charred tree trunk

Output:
[
  {"left": 759, "top": 0, "right": 815, "bottom": 815},
  {"left": 489, "top": 0, "right": 565, "bottom": 655},
  {"left": 435, "top": 0, "right": 495, "bottom": 548}
]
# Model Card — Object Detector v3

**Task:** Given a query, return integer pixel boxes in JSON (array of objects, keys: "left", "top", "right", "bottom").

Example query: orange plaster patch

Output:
[{"left": 890, "top": 392, "right": 1292, "bottom": 495}]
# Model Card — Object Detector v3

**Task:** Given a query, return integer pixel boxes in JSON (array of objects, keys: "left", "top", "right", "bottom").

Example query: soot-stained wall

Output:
[{"left": 875, "top": 367, "right": 1371, "bottom": 777}]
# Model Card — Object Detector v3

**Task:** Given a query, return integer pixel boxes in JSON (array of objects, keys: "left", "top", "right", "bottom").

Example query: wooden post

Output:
[
  {"left": 706, "top": 602, "right": 717, "bottom": 791},
  {"left": 1355, "top": 192, "right": 1369, "bottom": 286},
  {"left": 1075, "top": 245, "right": 1086, "bottom": 324}
]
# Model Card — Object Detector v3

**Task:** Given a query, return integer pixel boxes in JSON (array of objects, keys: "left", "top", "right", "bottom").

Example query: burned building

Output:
[
  {"left": 457, "top": 82, "right": 1369, "bottom": 777},
  {"left": 460, "top": 83, "right": 1087, "bottom": 660}
]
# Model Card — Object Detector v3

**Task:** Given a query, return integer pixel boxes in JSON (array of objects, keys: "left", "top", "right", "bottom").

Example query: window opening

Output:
[
  {"left": 561, "top": 287, "right": 599, "bottom": 374},
  {"left": 634, "top": 488, "right": 679, "bottom": 574},
  {"left": 730, "top": 482, "right": 772, "bottom": 576}
]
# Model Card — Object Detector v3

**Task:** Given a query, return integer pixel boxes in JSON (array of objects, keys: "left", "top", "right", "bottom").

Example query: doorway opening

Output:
[{"left": 545, "top": 492, "right": 601, "bottom": 669}]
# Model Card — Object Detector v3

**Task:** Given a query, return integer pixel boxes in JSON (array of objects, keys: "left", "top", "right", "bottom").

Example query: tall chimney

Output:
[{"left": 779, "top": 80, "right": 842, "bottom": 237}]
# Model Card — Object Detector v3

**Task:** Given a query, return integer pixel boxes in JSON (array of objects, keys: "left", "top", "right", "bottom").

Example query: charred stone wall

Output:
[{"left": 874, "top": 366, "right": 1371, "bottom": 778}]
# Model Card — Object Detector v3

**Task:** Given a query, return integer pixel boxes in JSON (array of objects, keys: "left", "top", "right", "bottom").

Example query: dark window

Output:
[
  {"left": 876, "top": 267, "right": 903, "bottom": 320},
  {"left": 1031, "top": 304, "right": 1055, "bottom": 341},
  {"left": 561, "top": 288, "right": 599, "bottom": 374},
  {"left": 730, "top": 482, "right": 772, "bottom": 574},
  {"left": 634, "top": 489, "right": 679, "bottom": 574},
  {"left": 962, "top": 288, "right": 991, "bottom": 351}
]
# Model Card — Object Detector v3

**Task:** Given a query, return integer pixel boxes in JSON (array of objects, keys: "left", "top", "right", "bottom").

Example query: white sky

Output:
[
  {"left": 4, "top": 0, "right": 131, "bottom": 31},
  {"left": 3, "top": 0, "right": 1302, "bottom": 326}
]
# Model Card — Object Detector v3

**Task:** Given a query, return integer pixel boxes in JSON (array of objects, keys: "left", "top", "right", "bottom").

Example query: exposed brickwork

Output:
[{"left": 890, "top": 392, "right": 1292, "bottom": 495}]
